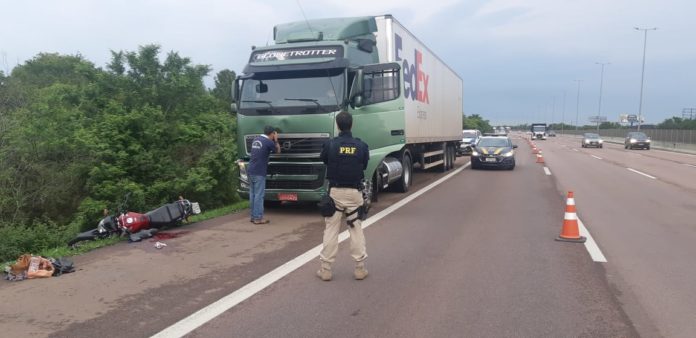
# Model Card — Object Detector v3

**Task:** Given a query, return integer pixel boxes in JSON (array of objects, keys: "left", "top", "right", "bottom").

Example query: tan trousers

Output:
[{"left": 319, "top": 187, "right": 368, "bottom": 267}]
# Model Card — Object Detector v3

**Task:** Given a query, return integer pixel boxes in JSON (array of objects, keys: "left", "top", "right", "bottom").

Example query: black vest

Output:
[{"left": 325, "top": 132, "right": 367, "bottom": 187}]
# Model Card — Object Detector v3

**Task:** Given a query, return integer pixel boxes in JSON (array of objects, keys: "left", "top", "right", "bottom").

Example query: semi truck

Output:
[
  {"left": 530, "top": 123, "right": 547, "bottom": 140},
  {"left": 231, "top": 15, "right": 463, "bottom": 211}
]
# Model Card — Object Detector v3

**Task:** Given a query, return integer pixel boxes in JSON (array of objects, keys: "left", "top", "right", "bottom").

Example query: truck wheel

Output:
[
  {"left": 395, "top": 153, "right": 412, "bottom": 193},
  {"left": 371, "top": 172, "right": 380, "bottom": 203},
  {"left": 439, "top": 143, "right": 448, "bottom": 172},
  {"left": 444, "top": 144, "right": 452, "bottom": 171},
  {"left": 362, "top": 183, "right": 372, "bottom": 214}
]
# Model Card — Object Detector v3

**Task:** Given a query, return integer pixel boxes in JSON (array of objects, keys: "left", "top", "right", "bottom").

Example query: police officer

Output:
[{"left": 317, "top": 112, "right": 370, "bottom": 281}]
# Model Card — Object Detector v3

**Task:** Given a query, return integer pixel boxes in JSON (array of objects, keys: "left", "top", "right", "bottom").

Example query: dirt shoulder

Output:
[{"left": 1, "top": 205, "right": 324, "bottom": 338}]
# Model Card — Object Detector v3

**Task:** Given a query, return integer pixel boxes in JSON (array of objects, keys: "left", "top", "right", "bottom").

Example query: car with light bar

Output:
[
  {"left": 624, "top": 131, "right": 651, "bottom": 150},
  {"left": 470, "top": 136, "right": 517, "bottom": 170},
  {"left": 581, "top": 133, "right": 603, "bottom": 148}
]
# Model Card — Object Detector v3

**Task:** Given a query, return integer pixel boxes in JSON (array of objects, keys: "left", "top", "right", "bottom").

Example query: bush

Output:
[{"left": 0, "top": 220, "right": 70, "bottom": 262}]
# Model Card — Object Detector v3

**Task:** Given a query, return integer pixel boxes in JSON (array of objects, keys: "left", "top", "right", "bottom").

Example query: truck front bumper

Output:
[{"left": 237, "top": 161, "right": 328, "bottom": 202}]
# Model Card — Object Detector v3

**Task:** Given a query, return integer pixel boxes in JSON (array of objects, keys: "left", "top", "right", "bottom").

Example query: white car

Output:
[{"left": 458, "top": 129, "right": 481, "bottom": 155}]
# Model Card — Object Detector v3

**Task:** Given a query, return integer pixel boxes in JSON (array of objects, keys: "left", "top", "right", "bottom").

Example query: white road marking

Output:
[
  {"left": 572, "top": 148, "right": 579, "bottom": 152},
  {"left": 591, "top": 155, "right": 603, "bottom": 160},
  {"left": 627, "top": 167, "right": 657, "bottom": 179},
  {"left": 543, "top": 167, "right": 552, "bottom": 176},
  {"left": 151, "top": 163, "right": 472, "bottom": 338},
  {"left": 683, "top": 163, "right": 696, "bottom": 168},
  {"left": 577, "top": 218, "right": 607, "bottom": 263}
]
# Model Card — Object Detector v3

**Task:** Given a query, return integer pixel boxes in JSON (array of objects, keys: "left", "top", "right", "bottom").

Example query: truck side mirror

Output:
[
  {"left": 230, "top": 78, "right": 240, "bottom": 114},
  {"left": 351, "top": 69, "right": 364, "bottom": 108},
  {"left": 353, "top": 95, "right": 363, "bottom": 108}
]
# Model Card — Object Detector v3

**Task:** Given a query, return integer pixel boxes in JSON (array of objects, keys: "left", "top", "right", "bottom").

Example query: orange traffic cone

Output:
[
  {"left": 536, "top": 152, "right": 545, "bottom": 163},
  {"left": 556, "top": 191, "right": 586, "bottom": 243},
  {"left": 532, "top": 147, "right": 539, "bottom": 154}
]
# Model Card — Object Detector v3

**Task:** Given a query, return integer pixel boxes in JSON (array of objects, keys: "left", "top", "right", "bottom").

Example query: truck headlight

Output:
[
  {"left": 237, "top": 160, "right": 248, "bottom": 182},
  {"left": 599, "top": 140, "right": 603, "bottom": 143},
  {"left": 585, "top": 140, "right": 590, "bottom": 144}
]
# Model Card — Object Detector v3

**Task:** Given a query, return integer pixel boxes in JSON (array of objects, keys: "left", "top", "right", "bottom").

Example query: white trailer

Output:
[{"left": 375, "top": 16, "right": 463, "bottom": 145}]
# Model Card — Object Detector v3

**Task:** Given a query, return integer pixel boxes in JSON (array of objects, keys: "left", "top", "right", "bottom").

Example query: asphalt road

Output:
[
  {"left": 538, "top": 134, "right": 696, "bottom": 337},
  {"left": 184, "top": 137, "right": 635, "bottom": 338},
  {"left": 5, "top": 133, "right": 696, "bottom": 337}
]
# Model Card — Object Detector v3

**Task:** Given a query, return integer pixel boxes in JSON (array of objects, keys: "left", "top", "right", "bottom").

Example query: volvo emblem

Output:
[{"left": 282, "top": 141, "right": 292, "bottom": 150}]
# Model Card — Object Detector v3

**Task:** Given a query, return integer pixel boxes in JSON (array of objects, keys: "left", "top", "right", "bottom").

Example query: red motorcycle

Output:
[{"left": 68, "top": 193, "right": 200, "bottom": 247}]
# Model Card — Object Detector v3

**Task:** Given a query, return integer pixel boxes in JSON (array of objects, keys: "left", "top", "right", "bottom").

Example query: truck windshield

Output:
[
  {"left": 239, "top": 68, "right": 344, "bottom": 115},
  {"left": 532, "top": 126, "right": 546, "bottom": 132}
]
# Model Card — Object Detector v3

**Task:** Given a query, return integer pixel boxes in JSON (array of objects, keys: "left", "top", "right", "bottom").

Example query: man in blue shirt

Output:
[{"left": 248, "top": 126, "right": 280, "bottom": 224}]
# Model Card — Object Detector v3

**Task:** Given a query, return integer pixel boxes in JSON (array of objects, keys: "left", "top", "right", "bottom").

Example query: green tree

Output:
[
  {"left": 212, "top": 69, "right": 236, "bottom": 113},
  {"left": 0, "top": 46, "right": 240, "bottom": 261},
  {"left": 462, "top": 114, "right": 493, "bottom": 133}
]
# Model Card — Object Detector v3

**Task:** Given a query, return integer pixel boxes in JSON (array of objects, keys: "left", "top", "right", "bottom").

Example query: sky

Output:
[{"left": 1, "top": 0, "right": 694, "bottom": 125}]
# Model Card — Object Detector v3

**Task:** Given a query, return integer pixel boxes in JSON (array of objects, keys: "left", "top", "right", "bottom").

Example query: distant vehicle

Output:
[
  {"left": 458, "top": 129, "right": 481, "bottom": 156},
  {"left": 581, "top": 133, "right": 603, "bottom": 148},
  {"left": 470, "top": 136, "right": 517, "bottom": 170},
  {"left": 625, "top": 132, "right": 651, "bottom": 150},
  {"left": 547, "top": 130, "right": 556, "bottom": 137},
  {"left": 530, "top": 123, "right": 547, "bottom": 140}
]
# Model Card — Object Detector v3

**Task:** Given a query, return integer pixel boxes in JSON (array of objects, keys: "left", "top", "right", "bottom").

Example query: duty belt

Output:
[{"left": 329, "top": 183, "right": 361, "bottom": 189}]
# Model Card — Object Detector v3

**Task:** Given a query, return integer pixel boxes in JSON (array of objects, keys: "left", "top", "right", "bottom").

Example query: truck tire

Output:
[
  {"left": 371, "top": 171, "right": 380, "bottom": 203},
  {"left": 447, "top": 145, "right": 455, "bottom": 169},
  {"left": 439, "top": 143, "right": 448, "bottom": 172},
  {"left": 394, "top": 153, "right": 412, "bottom": 193}
]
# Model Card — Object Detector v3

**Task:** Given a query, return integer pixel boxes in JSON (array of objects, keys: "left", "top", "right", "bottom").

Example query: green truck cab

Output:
[{"left": 232, "top": 16, "right": 463, "bottom": 211}]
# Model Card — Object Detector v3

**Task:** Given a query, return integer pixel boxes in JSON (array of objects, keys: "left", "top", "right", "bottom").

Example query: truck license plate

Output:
[
  {"left": 278, "top": 193, "right": 298, "bottom": 201},
  {"left": 485, "top": 158, "right": 497, "bottom": 162}
]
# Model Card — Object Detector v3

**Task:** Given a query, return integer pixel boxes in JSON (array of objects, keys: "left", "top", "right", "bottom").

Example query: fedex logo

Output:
[{"left": 395, "top": 33, "right": 430, "bottom": 104}]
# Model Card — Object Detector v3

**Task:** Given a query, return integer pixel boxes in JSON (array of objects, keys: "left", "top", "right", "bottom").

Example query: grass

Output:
[
  {"left": 3, "top": 201, "right": 249, "bottom": 268},
  {"left": 188, "top": 200, "right": 249, "bottom": 223}
]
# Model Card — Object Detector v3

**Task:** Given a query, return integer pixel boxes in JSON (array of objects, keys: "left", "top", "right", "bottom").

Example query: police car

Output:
[{"left": 470, "top": 136, "right": 517, "bottom": 170}]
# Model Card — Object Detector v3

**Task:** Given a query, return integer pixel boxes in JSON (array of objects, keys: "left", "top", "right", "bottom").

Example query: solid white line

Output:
[
  {"left": 152, "top": 162, "right": 471, "bottom": 338},
  {"left": 591, "top": 155, "right": 603, "bottom": 160},
  {"left": 543, "top": 167, "right": 552, "bottom": 176},
  {"left": 577, "top": 218, "right": 607, "bottom": 263},
  {"left": 683, "top": 163, "right": 696, "bottom": 168},
  {"left": 627, "top": 167, "right": 657, "bottom": 179},
  {"left": 572, "top": 148, "right": 579, "bottom": 152}
]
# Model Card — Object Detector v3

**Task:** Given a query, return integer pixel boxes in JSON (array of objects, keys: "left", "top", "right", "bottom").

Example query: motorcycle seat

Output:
[{"left": 146, "top": 202, "right": 185, "bottom": 227}]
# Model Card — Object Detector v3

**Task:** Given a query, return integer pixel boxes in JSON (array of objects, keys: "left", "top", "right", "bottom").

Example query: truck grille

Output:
[
  {"left": 266, "top": 163, "right": 326, "bottom": 190},
  {"left": 245, "top": 135, "right": 329, "bottom": 155}
]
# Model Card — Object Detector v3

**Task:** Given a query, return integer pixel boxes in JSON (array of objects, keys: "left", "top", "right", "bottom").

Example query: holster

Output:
[{"left": 319, "top": 194, "right": 337, "bottom": 217}]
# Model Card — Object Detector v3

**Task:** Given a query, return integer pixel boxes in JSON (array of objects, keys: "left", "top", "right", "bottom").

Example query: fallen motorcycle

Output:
[{"left": 67, "top": 194, "right": 201, "bottom": 247}]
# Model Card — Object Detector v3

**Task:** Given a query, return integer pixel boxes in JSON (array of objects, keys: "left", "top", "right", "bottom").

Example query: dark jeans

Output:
[{"left": 249, "top": 175, "right": 266, "bottom": 221}]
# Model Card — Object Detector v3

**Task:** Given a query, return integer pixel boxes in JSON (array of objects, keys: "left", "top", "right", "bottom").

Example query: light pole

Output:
[
  {"left": 596, "top": 62, "right": 610, "bottom": 132},
  {"left": 574, "top": 80, "right": 583, "bottom": 131},
  {"left": 635, "top": 27, "right": 657, "bottom": 131},
  {"left": 561, "top": 90, "right": 566, "bottom": 135},
  {"left": 551, "top": 96, "right": 556, "bottom": 127}
]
